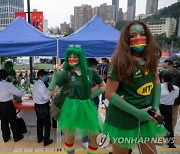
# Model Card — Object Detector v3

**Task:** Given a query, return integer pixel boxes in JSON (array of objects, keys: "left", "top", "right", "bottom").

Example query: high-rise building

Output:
[
  {"left": 72, "top": 3, "right": 116, "bottom": 31},
  {"left": 60, "top": 22, "right": 70, "bottom": 35},
  {"left": 112, "top": 0, "right": 119, "bottom": 22},
  {"left": 99, "top": 3, "right": 115, "bottom": 22},
  {"left": 147, "top": 17, "right": 177, "bottom": 37},
  {"left": 146, "top": 0, "right": 158, "bottom": 15},
  {"left": 117, "top": 8, "right": 123, "bottom": 21},
  {"left": 43, "top": 19, "right": 48, "bottom": 34},
  {"left": 178, "top": 16, "right": 180, "bottom": 37},
  {"left": 0, "top": 0, "right": 24, "bottom": 29},
  {"left": 74, "top": 5, "right": 92, "bottom": 31},
  {"left": 70, "top": 15, "right": 75, "bottom": 30},
  {"left": 106, "top": 5, "right": 116, "bottom": 26},
  {"left": 92, "top": 7, "right": 100, "bottom": 17},
  {"left": 127, "top": 0, "right": 136, "bottom": 21}
]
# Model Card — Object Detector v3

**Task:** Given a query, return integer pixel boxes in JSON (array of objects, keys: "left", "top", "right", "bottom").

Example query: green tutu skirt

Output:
[
  {"left": 103, "top": 121, "right": 169, "bottom": 148},
  {"left": 58, "top": 97, "right": 102, "bottom": 136}
]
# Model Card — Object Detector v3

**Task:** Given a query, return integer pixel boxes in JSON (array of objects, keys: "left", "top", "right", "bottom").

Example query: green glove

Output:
[
  {"left": 110, "top": 94, "right": 150, "bottom": 121},
  {"left": 151, "top": 84, "right": 161, "bottom": 111},
  {"left": 48, "top": 70, "right": 61, "bottom": 91},
  {"left": 90, "top": 88, "right": 103, "bottom": 99}
]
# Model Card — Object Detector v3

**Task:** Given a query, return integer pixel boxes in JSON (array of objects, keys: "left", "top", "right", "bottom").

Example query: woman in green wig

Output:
[{"left": 48, "top": 45, "right": 106, "bottom": 154}]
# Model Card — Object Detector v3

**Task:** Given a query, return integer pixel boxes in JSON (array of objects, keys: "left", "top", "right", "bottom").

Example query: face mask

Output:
[
  {"left": 68, "top": 58, "right": 79, "bottom": 68},
  {"left": 130, "top": 37, "right": 147, "bottom": 52},
  {"left": 162, "top": 68, "right": 168, "bottom": 73}
]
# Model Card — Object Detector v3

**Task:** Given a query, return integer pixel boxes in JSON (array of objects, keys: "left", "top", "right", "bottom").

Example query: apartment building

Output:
[{"left": 147, "top": 17, "right": 177, "bottom": 37}]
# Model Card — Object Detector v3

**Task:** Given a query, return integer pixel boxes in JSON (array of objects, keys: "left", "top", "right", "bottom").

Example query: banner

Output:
[
  {"left": 14, "top": 12, "right": 26, "bottom": 20},
  {"left": 162, "top": 51, "right": 169, "bottom": 58},
  {"left": 31, "top": 12, "right": 43, "bottom": 32}
]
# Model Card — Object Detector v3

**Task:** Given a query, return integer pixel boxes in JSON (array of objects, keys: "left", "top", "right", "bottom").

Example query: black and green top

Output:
[
  {"left": 55, "top": 68, "right": 102, "bottom": 100},
  {"left": 105, "top": 66, "right": 155, "bottom": 129}
]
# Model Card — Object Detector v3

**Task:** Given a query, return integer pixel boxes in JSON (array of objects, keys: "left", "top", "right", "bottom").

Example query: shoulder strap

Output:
[{"left": 64, "top": 71, "right": 70, "bottom": 94}]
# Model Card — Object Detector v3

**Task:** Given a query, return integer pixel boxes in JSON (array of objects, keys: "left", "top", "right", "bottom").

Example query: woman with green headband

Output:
[
  {"left": 104, "top": 21, "right": 168, "bottom": 154},
  {"left": 48, "top": 45, "right": 106, "bottom": 154}
]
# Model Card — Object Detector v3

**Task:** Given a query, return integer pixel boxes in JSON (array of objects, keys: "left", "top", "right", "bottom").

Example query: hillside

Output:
[{"left": 150, "top": 2, "right": 180, "bottom": 19}]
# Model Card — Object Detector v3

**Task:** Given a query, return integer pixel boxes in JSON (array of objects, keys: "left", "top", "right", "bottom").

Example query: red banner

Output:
[
  {"left": 14, "top": 12, "right": 26, "bottom": 20},
  {"left": 31, "top": 12, "right": 43, "bottom": 32},
  {"left": 162, "top": 51, "right": 169, "bottom": 58}
]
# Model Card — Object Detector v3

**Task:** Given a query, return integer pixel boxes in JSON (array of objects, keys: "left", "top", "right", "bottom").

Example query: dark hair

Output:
[
  {"left": 164, "top": 59, "right": 174, "bottom": 66},
  {"left": 37, "top": 69, "right": 46, "bottom": 78},
  {"left": 101, "top": 58, "right": 109, "bottom": 63},
  {"left": 87, "top": 58, "right": 98, "bottom": 66},
  {"left": 162, "top": 72, "right": 174, "bottom": 92},
  {"left": 0, "top": 69, "right": 8, "bottom": 81},
  {"left": 111, "top": 20, "right": 161, "bottom": 83}
]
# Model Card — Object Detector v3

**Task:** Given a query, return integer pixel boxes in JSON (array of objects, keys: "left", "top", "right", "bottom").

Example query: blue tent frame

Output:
[
  {"left": 0, "top": 17, "right": 57, "bottom": 56},
  {"left": 59, "top": 16, "right": 120, "bottom": 58}
]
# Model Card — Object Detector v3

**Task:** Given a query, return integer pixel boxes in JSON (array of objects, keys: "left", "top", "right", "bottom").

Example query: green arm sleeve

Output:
[
  {"left": 151, "top": 84, "right": 161, "bottom": 111},
  {"left": 48, "top": 70, "right": 61, "bottom": 91},
  {"left": 90, "top": 88, "right": 103, "bottom": 99},
  {"left": 111, "top": 94, "right": 150, "bottom": 121}
]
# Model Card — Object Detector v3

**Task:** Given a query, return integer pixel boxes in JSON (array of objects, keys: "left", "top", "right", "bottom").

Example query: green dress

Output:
[
  {"left": 56, "top": 68, "right": 103, "bottom": 136},
  {"left": 104, "top": 66, "right": 168, "bottom": 148}
]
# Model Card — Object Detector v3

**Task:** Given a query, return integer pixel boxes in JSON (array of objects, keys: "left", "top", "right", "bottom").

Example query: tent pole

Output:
[
  {"left": 0, "top": 57, "right": 1, "bottom": 69},
  {"left": 27, "top": 0, "right": 33, "bottom": 83},
  {"left": 56, "top": 38, "right": 60, "bottom": 64}
]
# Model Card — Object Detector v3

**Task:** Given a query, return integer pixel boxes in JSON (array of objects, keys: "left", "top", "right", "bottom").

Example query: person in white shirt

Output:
[
  {"left": 0, "top": 69, "right": 25, "bottom": 142},
  {"left": 32, "top": 69, "right": 53, "bottom": 146},
  {"left": 160, "top": 72, "right": 179, "bottom": 148}
]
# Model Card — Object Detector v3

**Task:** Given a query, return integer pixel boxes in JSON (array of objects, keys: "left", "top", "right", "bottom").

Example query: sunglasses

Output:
[{"left": 68, "top": 44, "right": 81, "bottom": 48}]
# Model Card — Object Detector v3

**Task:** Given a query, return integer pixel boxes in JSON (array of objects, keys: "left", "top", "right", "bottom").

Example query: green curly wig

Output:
[
  {"left": 4, "top": 60, "right": 16, "bottom": 77},
  {"left": 4, "top": 60, "right": 14, "bottom": 71}
]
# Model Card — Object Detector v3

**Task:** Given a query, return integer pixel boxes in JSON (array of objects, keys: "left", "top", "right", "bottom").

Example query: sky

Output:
[{"left": 24, "top": 0, "right": 178, "bottom": 28}]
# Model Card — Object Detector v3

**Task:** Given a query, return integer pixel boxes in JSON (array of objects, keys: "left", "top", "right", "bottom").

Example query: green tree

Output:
[
  {"left": 1, "top": 57, "right": 8, "bottom": 64},
  {"left": 67, "top": 28, "right": 74, "bottom": 35},
  {"left": 154, "top": 33, "right": 167, "bottom": 48},
  {"left": 115, "top": 20, "right": 129, "bottom": 31},
  {"left": 169, "top": 35, "right": 180, "bottom": 49}
]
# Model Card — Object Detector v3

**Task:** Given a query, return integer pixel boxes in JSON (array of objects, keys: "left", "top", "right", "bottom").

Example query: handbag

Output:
[
  {"left": 16, "top": 117, "right": 27, "bottom": 134},
  {"left": 51, "top": 71, "right": 70, "bottom": 121}
]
